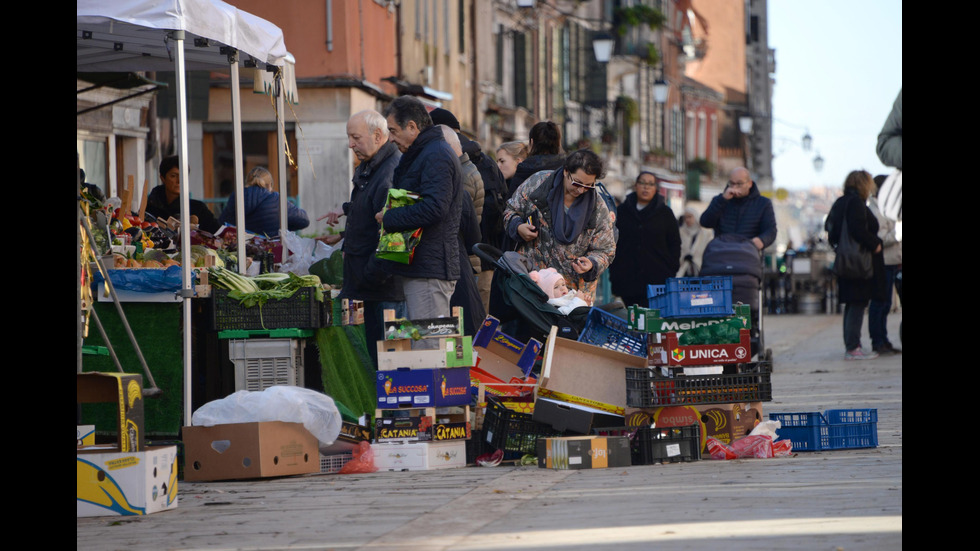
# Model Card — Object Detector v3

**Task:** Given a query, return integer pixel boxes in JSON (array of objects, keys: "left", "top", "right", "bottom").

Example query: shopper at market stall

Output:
[
  {"left": 375, "top": 96, "right": 462, "bottom": 333},
  {"left": 507, "top": 121, "right": 565, "bottom": 198},
  {"left": 321, "top": 109, "right": 406, "bottom": 367},
  {"left": 608, "top": 171, "right": 681, "bottom": 308},
  {"left": 217, "top": 166, "right": 310, "bottom": 236},
  {"left": 146, "top": 155, "right": 221, "bottom": 234},
  {"left": 825, "top": 170, "right": 883, "bottom": 360},
  {"left": 430, "top": 107, "right": 509, "bottom": 316},
  {"left": 502, "top": 148, "right": 616, "bottom": 300}
]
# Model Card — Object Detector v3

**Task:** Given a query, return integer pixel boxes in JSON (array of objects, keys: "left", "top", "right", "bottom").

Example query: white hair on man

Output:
[
  {"left": 353, "top": 109, "right": 389, "bottom": 139},
  {"left": 438, "top": 124, "right": 462, "bottom": 158}
]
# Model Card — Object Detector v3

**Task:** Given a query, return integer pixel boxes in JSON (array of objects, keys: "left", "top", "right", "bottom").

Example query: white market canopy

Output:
[
  {"left": 77, "top": 0, "right": 288, "bottom": 71},
  {"left": 77, "top": 0, "right": 292, "bottom": 426}
]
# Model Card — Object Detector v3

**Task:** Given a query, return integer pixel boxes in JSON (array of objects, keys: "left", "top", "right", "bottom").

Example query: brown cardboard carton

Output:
[{"left": 182, "top": 421, "right": 319, "bottom": 481}]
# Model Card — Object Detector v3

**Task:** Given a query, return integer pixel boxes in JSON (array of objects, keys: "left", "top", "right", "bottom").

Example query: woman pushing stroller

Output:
[{"left": 502, "top": 149, "right": 616, "bottom": 300}]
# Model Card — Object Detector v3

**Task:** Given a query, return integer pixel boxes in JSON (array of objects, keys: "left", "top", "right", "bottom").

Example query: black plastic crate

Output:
[
  {"left": 466, "top": 429, "right": 488, "bottom": 464},
  {"left": 625, "top": 366, "right": 773, "bottom": 407},
  {"left": 211, "top": 287, "right": 322, "bottom": 331},
  {"left": 483, "top": 396, "right": 563, "bottom": 455},
  {"left": 632, "top": 425, "right": 701, "bottom": 464},
  {"left": 593, "top": 425, "right": 701, "bottom": 465}
]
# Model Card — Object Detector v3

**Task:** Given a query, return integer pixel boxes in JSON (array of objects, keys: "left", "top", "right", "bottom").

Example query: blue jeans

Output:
[
  {"left": 869, "top": 265, "right": 897, "bottom": 350},
  {"left": 843, "top": 300, "right": 868, "bottom": 352}
]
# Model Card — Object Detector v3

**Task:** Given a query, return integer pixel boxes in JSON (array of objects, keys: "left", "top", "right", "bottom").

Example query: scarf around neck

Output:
[{"left": 547, "top": 168, "right": 595, "bottom": 245}]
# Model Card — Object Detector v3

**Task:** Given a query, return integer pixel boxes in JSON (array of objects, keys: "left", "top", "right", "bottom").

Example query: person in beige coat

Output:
[{"left": 677, "top": 206, "right": 713, "bottom": 277}]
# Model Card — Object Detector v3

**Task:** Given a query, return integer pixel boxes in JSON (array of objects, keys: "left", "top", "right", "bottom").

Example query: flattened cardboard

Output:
[
  {"left": 536, "top": 435, "right": 632, "bottom": 470},
  {"left": 538, "top": 327, "right": 646, "bottom": 413},
  {"left": 182, "top": 421, "right": 320, "bottom": 481}
]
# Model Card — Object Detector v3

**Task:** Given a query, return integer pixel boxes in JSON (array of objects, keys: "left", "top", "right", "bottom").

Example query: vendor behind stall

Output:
[
  {"left": 217, "top": 166, "right": 310, "bottom": 236},
  {"left": 145, "top": 155, "right": 220, "bottom": 234}
]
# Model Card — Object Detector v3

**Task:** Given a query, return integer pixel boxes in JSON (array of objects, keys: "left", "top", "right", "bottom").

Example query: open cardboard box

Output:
[
  {"left": 537, "top": 326, "right": 647, "bottom": 416},
  {"left": 76, "top": 373, "right": 178, "bottom": 517},
  {"left": 627, "top": 401, "right": 764, "bottom": 451}
]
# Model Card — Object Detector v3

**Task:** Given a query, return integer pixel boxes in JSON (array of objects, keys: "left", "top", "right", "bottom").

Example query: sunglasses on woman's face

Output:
[{"left": 566, "top": 171, "right": 596, "bottom": 190}]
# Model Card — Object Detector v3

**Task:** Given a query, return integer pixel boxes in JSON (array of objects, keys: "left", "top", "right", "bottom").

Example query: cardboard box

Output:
[
  {"left": 472, "top": 316, "right": 541, "bottom": 381},
  {"left": 182, "top": 421, "right": 320, "bottom": 482},
  {"left": 77, "top": 372, "right": 177, "bottom": 517},
  {"left": 532, "top": 398, "right": 624, "bottom": 434},
  {"left": 538, "top": 328, "right": 646, "bottom": 415},
  {"left": 372, "top": 440, "right": 466, "bottom": 471},
  {"left": 629, "top": 402, "right": 763, "bottom": 451},
  {"left": 374, "top": 406, "right": 471, "bottom": 442},
  {"left": 377, "top": 336, "right": 473, "bottom": 370},
  {"left": 647, "top": 329, "right": 752, "bottom": 366},
  {"left": 77, "top": 372, "right": 145, "bottom": 452},
  {"left": 376, "top": 366, "right": 471, "bottom": 408},
  {"left": 77, "top": 425, "right": 95, "bottom": 447},
  {"left": 536, "top": 435, "right": 633, "bottom": 470},
  {"left": 77, "top": 445, "right": 179, "bottom": 517}
]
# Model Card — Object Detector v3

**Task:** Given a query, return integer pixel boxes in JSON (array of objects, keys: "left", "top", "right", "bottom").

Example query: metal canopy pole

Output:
[
  {"left": 172, "top": 30, "right": 194, "bottom": 427},
  {"left": 276, "top": 70, "right": 288, "bottom": 264},
  {"left": 229, "top": 50, "right": 247, "bottom": 274}
]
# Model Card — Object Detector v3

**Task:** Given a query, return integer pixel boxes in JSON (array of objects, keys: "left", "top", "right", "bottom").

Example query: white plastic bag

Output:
[
  {"left": 191, "top": 386, "right": 342, "bottom": 446},
  {"left": 279, "top": 229, "right": 338, "bottom": 275},
  {"left": 749, "top": 419, "right": 782, "bottom": 440}
]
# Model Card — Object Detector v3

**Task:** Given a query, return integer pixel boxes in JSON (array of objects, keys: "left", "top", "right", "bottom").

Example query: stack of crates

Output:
[
  {"left": 371, "top": 307, "right": 472, "bottom": 471},
  {"left": 623, "top": 276, "right": 773, "bottom": 457}
]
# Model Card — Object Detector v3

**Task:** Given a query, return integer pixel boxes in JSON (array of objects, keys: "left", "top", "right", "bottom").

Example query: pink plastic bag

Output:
[{"left": 338, "top": 441, "right": 378, "bottom": 474}]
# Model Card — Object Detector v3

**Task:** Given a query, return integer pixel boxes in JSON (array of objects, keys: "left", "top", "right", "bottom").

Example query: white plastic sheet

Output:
[{"left": 191, "top": 386, "right": 342, "bottom": 446}]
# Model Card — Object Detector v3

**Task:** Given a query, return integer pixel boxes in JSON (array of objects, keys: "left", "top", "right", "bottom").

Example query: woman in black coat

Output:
[
  {"left": 608, "top": 172, "right": 681, "bottom": 307},
  {"left": 825, "top": 170, "right": 883, "bottom": 360}
]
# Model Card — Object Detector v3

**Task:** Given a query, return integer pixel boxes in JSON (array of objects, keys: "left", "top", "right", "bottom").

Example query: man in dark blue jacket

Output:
[
  {"left": 700, "top": 167, "right": 777, "bottom": 251},
  {"left": 377, "top": 96, "right": 463, "bottom": 326},
  {"left": 322, "top": 109, "right": 406, "bottom": 365}
]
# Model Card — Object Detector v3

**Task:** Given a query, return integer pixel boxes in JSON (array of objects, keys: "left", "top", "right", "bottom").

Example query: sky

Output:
[{"left": 768, "top": 1, "right": 902, "bottom": 191}]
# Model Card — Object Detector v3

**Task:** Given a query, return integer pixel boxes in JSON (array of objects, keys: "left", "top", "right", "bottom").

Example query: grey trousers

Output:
[{"left": 403, "top": 278, "right": 457, "bottom": 350}]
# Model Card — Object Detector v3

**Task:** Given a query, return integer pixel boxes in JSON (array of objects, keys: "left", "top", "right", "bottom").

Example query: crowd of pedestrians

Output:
[{"left": 318, "top": 93, "right": 900, "bottom": 364}]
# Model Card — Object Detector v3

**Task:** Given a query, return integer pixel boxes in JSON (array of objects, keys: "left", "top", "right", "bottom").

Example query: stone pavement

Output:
[{"left": 77, "top": 312, "right": 902, "bottom": 551}]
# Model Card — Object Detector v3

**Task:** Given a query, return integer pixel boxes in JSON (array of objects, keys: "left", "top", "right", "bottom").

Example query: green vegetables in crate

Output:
[
  {"left": 209, "top": 266, "right": 325, "bottom": 307},
  {"left": 677, "top": 318, "right": 745, "bottom": 345}
]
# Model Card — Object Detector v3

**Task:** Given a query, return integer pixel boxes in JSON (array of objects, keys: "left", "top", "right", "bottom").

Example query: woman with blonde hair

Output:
[
  {"left": 824, "top": 170, "right": 883, "bottom": 360},
  {"left": 218, "top": 166, "right": 310, "bottom": 235},
  {"left": 496, "top": 141, "right": 528, "bottom": 185}
]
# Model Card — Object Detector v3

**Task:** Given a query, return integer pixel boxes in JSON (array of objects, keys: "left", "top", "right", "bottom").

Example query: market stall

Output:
[{"left": 77, "top": 0, "right": 291, "bottom": 425}]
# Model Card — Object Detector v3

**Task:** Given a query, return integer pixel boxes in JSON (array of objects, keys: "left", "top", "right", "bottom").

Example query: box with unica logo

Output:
[
  {"left": 536, "top": 435, "right": 632, "bottom": 470},
  {"left": 376, "top": 367, "right": 471, "bottom": 408},
  {"left": 627, "top": 402, "right": 763, "bottom": 452}
]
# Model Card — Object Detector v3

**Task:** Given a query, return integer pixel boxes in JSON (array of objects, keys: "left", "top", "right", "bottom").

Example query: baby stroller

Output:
[
  {"left": 474, "top": 244, "right": 590, "bottom": 345},
  {"left": 699, "top": 235, "right": 772, "bottom": 362}
]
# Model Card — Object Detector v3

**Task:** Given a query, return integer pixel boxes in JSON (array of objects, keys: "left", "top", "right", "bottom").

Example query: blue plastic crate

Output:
[
  {"left": 647, "top": 276, "right": 734, "bottom": 318},
  {"left": 769, "top": 409, "right": 878, "bottom": 451},
  {"left": 576, "top": 308, "right": 648, "bottom": 357}
]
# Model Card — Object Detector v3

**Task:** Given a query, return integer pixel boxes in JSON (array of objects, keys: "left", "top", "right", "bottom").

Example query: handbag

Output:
[{"left": 833, "top": 217, "right": 873, "bottom": 279}]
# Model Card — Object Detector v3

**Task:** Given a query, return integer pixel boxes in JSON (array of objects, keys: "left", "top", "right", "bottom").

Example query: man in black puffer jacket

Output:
[{"left": 378, "top": 96, "right": 462, "bottom": 327}]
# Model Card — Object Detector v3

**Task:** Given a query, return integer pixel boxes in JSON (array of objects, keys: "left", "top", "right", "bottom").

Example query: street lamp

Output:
[
  {"left": 592, "top": 32, "right": 615, "bottom": 63},
  {"left": 653, "top": 79, "right": 668, "bottom": 103},
  {"left": 801, "top": 130, "right": 812, "bottom": 151},
  {"left": 739, "top": 114, "right": 754, "bottom": 134},
  {"left": 812, "top": 151, "right": 824, "bottom": 172}
]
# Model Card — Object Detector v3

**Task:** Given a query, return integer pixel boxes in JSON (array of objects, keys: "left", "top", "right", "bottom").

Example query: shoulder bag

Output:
[{"left": 833, "top": 217, "right": 873, "bottom": 279}]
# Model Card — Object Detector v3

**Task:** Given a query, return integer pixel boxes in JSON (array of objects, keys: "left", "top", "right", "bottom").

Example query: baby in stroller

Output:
[{"left": 529, "top": 267, "right": 592, "bottom": 315}]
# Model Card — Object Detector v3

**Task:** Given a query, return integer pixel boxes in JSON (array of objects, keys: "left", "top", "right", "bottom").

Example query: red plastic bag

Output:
[
  {"left": 772, "top": 438, "right": 793, "bottom": 457},
  {"left": 731, "top": 435, "right": 773, "bottom": 458},
  {"left": 706, "top": 437, "right": 737, "bottom": 460},
  {"left": 338, "top": 441, "right": 378, "bottom": 474}
]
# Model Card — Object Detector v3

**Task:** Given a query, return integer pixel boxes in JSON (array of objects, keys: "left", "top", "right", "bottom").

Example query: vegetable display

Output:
[{"left": 209, "top": 266, "right": 325, "bottom": 308}]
